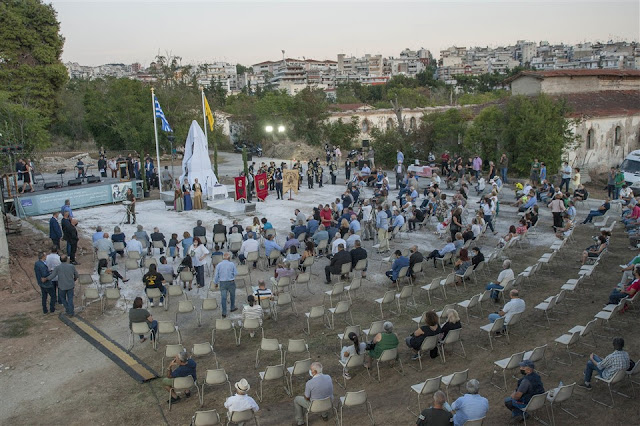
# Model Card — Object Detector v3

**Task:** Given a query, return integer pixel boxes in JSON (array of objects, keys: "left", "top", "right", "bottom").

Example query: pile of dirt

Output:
[
  {"left": 38, "top": 153, "right": 96, "bottom": 173},
  {"left": 262, "top": 139, "right": 324, "bottom": 162}
]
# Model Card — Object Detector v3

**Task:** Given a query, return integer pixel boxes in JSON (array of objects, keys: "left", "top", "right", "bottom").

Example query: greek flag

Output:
[{"left": 154, "top": 96, "right": 173, "bottom": 132}]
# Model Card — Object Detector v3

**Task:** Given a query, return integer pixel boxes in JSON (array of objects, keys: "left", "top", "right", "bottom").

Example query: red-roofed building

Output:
[{"left": 507, "top": 70, "right": 640, "bottom": 172}]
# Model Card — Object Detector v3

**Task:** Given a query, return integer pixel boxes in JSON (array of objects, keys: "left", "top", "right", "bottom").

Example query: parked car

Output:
[{"left": 233, "top": 141, "right": 263, "bottom": 157}]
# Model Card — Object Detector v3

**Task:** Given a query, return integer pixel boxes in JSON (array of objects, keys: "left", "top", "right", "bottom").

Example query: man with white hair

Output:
[
  {"left": 488, "top": 289, "right": 525, "bottom": 335},
  {"left": 93, "top": 232, "right": 117, "bottom": 266},
  {"left": 451, "top": 379, "right": 489, "bottom": 426},
  {"left": 485, "top": 259, "right": 514, "bottom": 301},
  {"left": 416, "top": 390, "right": 452, "bottom": 426},
  {"left": 224, "top": 378, "right": 259, "bottom": 422},
  {"left": 293, "top": 362, "right": 334, "bottom": 425},
  {"left": 239, "top": 234, "right": 259, "bottom": 267}
]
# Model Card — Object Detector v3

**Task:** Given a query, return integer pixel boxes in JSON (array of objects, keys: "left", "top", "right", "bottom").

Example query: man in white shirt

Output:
[
  {"left": 331, "top": 234, "right": 347, "bottom": 256},
  {"left": 239, "top": 237, "right": 259, "bottom": 267},
  {"left": 361, "top": 199, "right": 373, "bottom": 241},
  {"left": 157, "top": 256, "right": 175, "bottom": 279},
  {"left": 126, "top": 235, "right": 143, "bottom": 256},
  {"left": 488, "top": 289, "right": 525, "bottom": 334},
  {"left": 485, "top": 259, "right": 514, "bottom": 301},
  {"left": 94, "top": 232, "right": 117, "bottom": 265},
  {"left": 45, "top": 247, "right": 62, "bottom": 304},
  {"left": 224, "top": 378, "right": 259, "bottom": 421},
  {"left": 345, "top": 229, "right": 361, "bottom": 251}
]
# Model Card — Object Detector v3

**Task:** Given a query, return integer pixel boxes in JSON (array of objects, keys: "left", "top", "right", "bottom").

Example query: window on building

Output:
[
  {"left": 386, "top": 118, "right": 394, "bottom": 130},
  {"left": 586, "top": 129, "right": 594, "bottom": 150},
  {"left": 614, "top": 126, "right": 622, "bottom": 146},
  {"left": 361, "top": 119, "right": 369, "bottom": 134},
  {"left": 410, "top": 117, "right": 417, "bottom": 130}
]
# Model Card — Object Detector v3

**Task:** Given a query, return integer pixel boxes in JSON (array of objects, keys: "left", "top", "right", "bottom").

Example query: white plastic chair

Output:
[
  {"left": 304, "top": 305, "right": 327, "bottom": 335},
  {"left": 200, "top": 368, "right": 232, "bottom": 406},
  {"left": 408, "top": 375, "right": 442, "bottom": 417},
  {"left": 257, "top": 364, "right": 286, "bottom": 402},
  {"left": 339, "top": 390, "right": 375, "bottom": 425},
  {"left": 305, "top": 396, "right": 337, "bottom": 425},
  {"left": 547, "top": 382, "right": 577, "bottom": 425},
  {"left": 374, "top": 290, "right": 396, "bottom": 319},
  {"left": 255, "top": 337, "right": 283, "bottom": 368},
  {"left": 491, "top": 351, "right": 525, "bottom": 390},
  {"left": 441, "top": 369, "right": 469, "bottom": 400}
]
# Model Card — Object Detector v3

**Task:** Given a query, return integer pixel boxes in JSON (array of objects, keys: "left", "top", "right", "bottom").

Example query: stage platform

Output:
[{"left": 3, "top": 177, "right": 142, "bottom": 217}]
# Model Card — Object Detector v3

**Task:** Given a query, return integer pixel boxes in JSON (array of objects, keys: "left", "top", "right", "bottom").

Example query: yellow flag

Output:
[{"left": 204, "top": 96, "right": 215, "bottom": 131}]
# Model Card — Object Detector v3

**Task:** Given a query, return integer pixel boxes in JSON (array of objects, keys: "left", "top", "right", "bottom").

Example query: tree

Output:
[
  {"left": 419, "top": 108, "right": 470, "bottom": 157},
  {"left": 236, "top": 64, "right": 248, "bottom": 75},
  {"left": 502, "top": 94, "right": 577, "bottom": 175},
  {"left": 323, "top": 117, "right": 360, "bottom": 150},
  {"left": 0, "top": 0, "right": 67, "bottom": 150},
  {"left": 84, "top": 78, "right": 154, "bottom": 153},
  {"left": 463, "top": 105, "right": 505, "bottom": 162},
  {"left": 291, "top": 88, "right": 329, "bottom": 146},
  {"left": 370, "top": 127, "right": 406, "bottom": 168}
]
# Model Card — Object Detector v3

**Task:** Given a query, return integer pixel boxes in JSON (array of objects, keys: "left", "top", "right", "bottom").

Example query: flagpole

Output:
[
  {"left": 201, "top": 87, "right": 208, "bottom": 145},
  {"left": 151, "top": 87, "right": 162, "bottom": 193}
]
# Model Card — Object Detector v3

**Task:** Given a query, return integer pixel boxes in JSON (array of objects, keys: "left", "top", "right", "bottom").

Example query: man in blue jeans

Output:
[
  {"left": 214, "top": 252, "right": 238, "bottom": 317},
  {"left": 485, "top": 260, "right": 514, "bottom": 301},
  {"left": 35, "top": 252, "right": 56, "bottom": 314},
  {"left": 580, "top": 337, "right": 630, "bottom": 390},
  {"left": 582, "top": 197, "right": 611, "bottom": 224},
  {"left": 44, "top": 255, "right": 78, "bottom": 316},
  {"left": 504, "top": 360, "right": 545, "bottom": 421}
]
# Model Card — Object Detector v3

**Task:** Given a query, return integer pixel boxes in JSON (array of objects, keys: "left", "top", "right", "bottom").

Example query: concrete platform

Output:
[{"left": 209, "top": 200, "right": 256, "bottom": 217}]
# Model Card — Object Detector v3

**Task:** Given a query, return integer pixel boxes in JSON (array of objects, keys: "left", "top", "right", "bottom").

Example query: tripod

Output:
[{"left": 118, "top": 202, "right": 134, "bottom": 226}]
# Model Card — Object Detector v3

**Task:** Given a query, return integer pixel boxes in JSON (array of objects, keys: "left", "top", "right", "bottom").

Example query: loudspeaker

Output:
[
  {"left": 44, "top": 182, "right": 60, "bottom": 189},
  {"left": 362, "top": 139, "right": 370, "bottom": 148},
  {"left": 87, "top": 176, "right": 101, "bottom": 184},
  {"left": 68, "top": 179, "right": 82, "bottom": 187}
]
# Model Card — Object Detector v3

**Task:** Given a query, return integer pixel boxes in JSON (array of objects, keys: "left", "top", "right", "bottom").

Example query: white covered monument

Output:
[{"left": 179, "top": 120, "right": 227, "bottom": 199}]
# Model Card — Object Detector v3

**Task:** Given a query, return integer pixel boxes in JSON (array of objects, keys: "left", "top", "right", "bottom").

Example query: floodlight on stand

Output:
[
  {"left": 265, "top": 125, "right": 274, "bottom": 133},
  {"left": 278, "top": 125, "right": 285, "bottom": 133}
]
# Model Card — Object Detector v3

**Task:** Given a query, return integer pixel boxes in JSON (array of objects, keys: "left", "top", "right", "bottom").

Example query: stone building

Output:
[{"left": 506, "top": 70, "right": 640, "bottom": 173}]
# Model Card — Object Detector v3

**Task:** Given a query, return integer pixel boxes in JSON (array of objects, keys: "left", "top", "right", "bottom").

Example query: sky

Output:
[{"left": 48, "top": 0, "right": 640, "bottom": 66}]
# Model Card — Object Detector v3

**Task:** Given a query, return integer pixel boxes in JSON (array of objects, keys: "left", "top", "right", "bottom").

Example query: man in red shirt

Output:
[
  {"left": 609, "top": 266, "right": 640, "bottom": 306},
  {"left": 440, "top": 151, "right": 450, "bottom": 175},
  {"left": 320, "top": 204, "right": 333, "bottom": 228}
]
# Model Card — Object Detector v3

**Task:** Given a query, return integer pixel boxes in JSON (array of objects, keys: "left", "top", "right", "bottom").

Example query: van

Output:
[{"left": 619, "top": 150, "right": 640, "bottom": 189}]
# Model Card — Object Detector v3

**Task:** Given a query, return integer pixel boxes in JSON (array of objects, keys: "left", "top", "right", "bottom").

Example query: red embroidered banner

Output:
[
  {"left": 234, "top": 176, "right": 247, "bottom": 201},
  {"left": 255, "top": 173, "right": 268, "bottom": 201}
]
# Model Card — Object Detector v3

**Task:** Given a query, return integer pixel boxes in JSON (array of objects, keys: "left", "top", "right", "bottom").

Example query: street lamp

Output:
[
  {"left": 265, "top": 125, "right": 274, "bottom": 133},
  {"left": 278, "top": 125, "right": 285, "bottom": 133}
]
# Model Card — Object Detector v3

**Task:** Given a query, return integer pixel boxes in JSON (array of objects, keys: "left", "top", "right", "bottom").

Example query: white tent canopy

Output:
[{"left": 179, "top": 120, "right": 226, "bottom": 198}]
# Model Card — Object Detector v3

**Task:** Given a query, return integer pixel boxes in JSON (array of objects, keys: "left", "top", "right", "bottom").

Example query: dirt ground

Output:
[{"left": 1, "top": 188, "right": 639, "bottom": 426}]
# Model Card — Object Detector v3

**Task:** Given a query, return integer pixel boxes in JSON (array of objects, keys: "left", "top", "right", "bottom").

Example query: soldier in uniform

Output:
[
  {"left": 329, "top": 162, "right": 338, "bottom": 185},
  {"left": 267, "top": 162, "right": 275, "bottom": 191},
  {"left": 316, "top": 164, "right": 324, "bottom": 188},
  {"left": 307, "top": 163, "right": 314, "bottom": 189},
  {"left": 345, "top": 159, "right": 352, "bottom": 181}
]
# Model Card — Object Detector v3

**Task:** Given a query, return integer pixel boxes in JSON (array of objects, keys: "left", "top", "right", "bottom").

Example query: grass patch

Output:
[{"left": 0, "top": 314, "right": 35, "bottom": 338}]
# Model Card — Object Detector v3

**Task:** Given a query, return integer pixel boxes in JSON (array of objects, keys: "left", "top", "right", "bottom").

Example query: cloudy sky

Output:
[{"left": 49, "top": 0, "right": 639, "bottom": 66}]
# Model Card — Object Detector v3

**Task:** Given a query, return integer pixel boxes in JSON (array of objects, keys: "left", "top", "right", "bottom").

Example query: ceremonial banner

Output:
[
  {"left": 234, "top": 176, "right": 247, "bottom": 201},
  {"left": 282, "top": 169, "right": 299, "bottom": 194},
  {"left": 255, "top": 173, "right": 268, "bottom": 201}
]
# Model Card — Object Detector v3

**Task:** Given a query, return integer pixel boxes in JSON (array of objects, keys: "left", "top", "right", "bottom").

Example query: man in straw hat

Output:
[{"left": 224, "top": 378, "right": 259, "bottom": 423}]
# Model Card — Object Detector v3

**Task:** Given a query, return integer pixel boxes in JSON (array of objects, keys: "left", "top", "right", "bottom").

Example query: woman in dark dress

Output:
[
  {"left": 406, "top": 310, "right": 441, "bottom": 360},
  {"left": 182, "top": 179, "right": 193, "bottom": 211}
]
